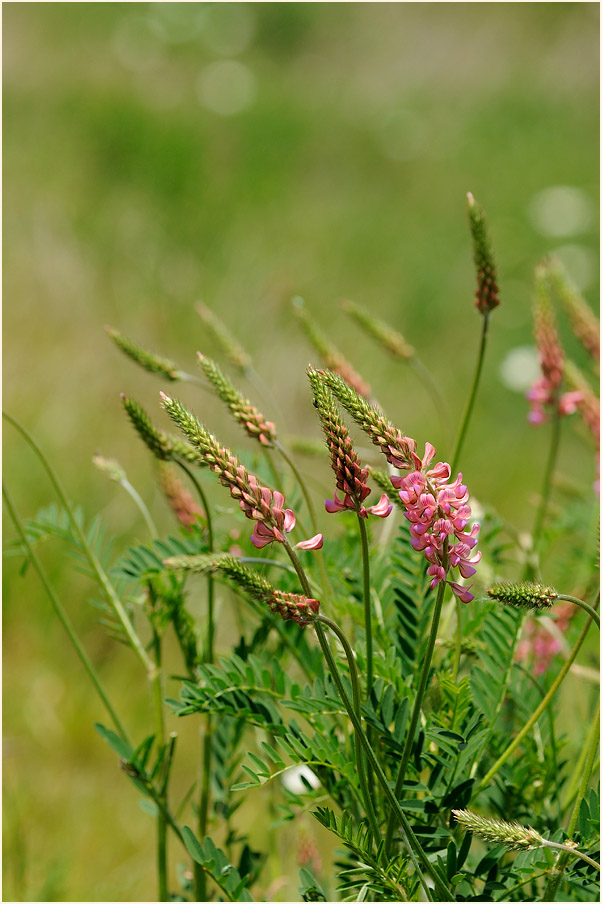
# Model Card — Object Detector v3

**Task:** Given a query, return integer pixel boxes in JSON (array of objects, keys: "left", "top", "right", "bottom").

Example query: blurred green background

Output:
[{"left": 3, "top": 3, "right": 599, "bottom": 901}]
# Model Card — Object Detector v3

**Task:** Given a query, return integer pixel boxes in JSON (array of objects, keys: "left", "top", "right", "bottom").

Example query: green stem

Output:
[
  {"left": 175, "top": 461, "right": 214, "bottom": 902},
  {"left": 543, "top": 841, "right": 600, "bottom": 871},
  {"left": 557, "top": 594, "right": 600, "bottom": 629},
  {"left": 122, "top": 478, "right": 159, "bottom": 539},
  {"left": 3, "top": 412, "right": 154, "bottom": 672},
  {"left": 357, "top": 516, "right": 373, "bottom": 697},
  {"left": 451, "top": 311, "right": 490, "bottom": 473},
  {"left": 313, "top": 617, "right": 451, "bottom": 902},
  {"left": 316, "top": 615, "right": 380, "bottom": 844},
  {"left": 384, "top": 579, "right": 447, "bottom": 855},
  {"left": 525, "top": 407, "right": 561, "bottom": 580},
  {"left": 452, "top": 597, "right": 462, "bottom": 681},
  {"left": 3, "top": 483, "right": 130, "bottom": 744},
  {"left": 475, "top": 600, "right": 598, "bottom": 795},
  {"left": 561, "top": 698, "right": 600, "bottom": 814},
  {"left": 543, "top": 699, "right": 601, "bottom": 900},
  {"left": 151, "top": 628, "right": 168, "bottom": 902},
  {"left": 283, "top": 542, "right": 453, "bottom": 899}
]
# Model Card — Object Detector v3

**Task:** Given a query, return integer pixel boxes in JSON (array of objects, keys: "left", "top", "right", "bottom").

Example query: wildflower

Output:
[
  {"left": 467, "top": 193, "right": 500, "bottom": 314},
  {"left": 526, "top": 267, "right": 583, "bottom": 425},
  {"left": 197, "top": 353, "right": 277, "bottom": 446},
  {"left": 392, "top": 444, "right": 481, "bottom": 602},
  {"left": 121, "top": 396, "right": 201, "bottom": 464},
  {"left": 308, "top": 366, "right": 392, "bottom": 519},
  {"left": 160, "top": 393, "right": 322, "bottom": 552},
  {"left": 318, "top": 373, "right": 480, "bottom": 601},
  {"left": 163, "top": 552, "right": 320, "bottom": 625}
]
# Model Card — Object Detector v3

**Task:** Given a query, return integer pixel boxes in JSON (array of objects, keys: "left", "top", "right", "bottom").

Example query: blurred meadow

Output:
[{"left": 3, "top": 3, "right": 599, "bottom": 901}]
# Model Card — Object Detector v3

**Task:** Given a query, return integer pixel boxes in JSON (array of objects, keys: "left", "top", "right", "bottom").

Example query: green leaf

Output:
[{"left": 94, "top": 722, "right": 133, "bottom": 761}]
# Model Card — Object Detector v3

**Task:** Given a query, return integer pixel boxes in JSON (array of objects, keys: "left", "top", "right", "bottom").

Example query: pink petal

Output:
[
  {"left": 447, "top": 581, "right": 474, "bottom": 603},
  {"left": 367, "top": 494, "right": 393, "bottom": 518},
  {"left": 294, "top": 533, "right": 324, "bottom": 551},
  {"left": 283, "top": 509, "right": 296, "bottom": 533}
]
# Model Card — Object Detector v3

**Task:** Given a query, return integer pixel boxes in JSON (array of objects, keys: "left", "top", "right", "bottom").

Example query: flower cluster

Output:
[
  {"left": 526, "top": 269, "right": 582, "bottom": 425},
  {"left": 163, "top": 552, "right": 320, "bottom": 625},
  {"left": 160, "top": 393, "right": 322, "bottom": 552},
  {"left": 308, "top": 366, "right": 392, "bottom": 519},
  {"left": 156, "top": 462, "right": 204, "bottom": 531},
  {"left": 391, "top": 442, "right": 480, "bottom": 602},
  {"left": 452, "top": 809, "right": 545, "bottom": 852},
  {"left": 316, "top": 371, "right": 480, "bottom": 601}
]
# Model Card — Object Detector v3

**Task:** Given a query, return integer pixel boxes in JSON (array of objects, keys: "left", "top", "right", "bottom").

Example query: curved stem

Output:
[
  {"left": 3, "top": 412, "right": 154, "bottom": 672},
  {"left": 121, "top": 478, "right": 159, "bottom": 539},
  {"left": 313, "top": 616, "right": 452, "bottom": 901},
  {"left": 384, "top": 579, "right": 447, "bottom": 854},
  {"left": 451, "top": 311, "right": 490, "bottom": 473},
  {"left": 543, "top": 841, "right": 600, "bottom": 872},
  {"left": 557, "top": 594, "right": 600, "bottom": 629},
  {"left": 316, "top": 615, "right": 380, "bottom": 844},
  {"left": 3, "top": 483, "right": 130, "bottom": 743},
  {"left": 475, "top": 596, "right": 598, "bottom": 795}
]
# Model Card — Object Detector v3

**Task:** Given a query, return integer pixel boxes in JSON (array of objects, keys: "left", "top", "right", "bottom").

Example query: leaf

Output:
[{"left": 94, "top": 722, "right": 134, "bottom": 761}]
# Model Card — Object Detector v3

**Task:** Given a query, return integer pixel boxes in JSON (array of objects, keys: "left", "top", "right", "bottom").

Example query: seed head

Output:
[
  {"left": 547, "top": 258, "right": 599, "bottom": 361},
  {"left": 452, "top": 809, "right": 545, "bottom": 851},
  {"left": 487, "top": 581, "right": 558, "bottom": 611},
  {"left": 121, "top": 396, "right": 201, "bottom": 464},
  {"left": 467, "top": 193, "right": 500, "bottom": 314},
  {"left": 163, "top": 553, "right": 320, "bottom": 624},
  {"left": 197, "top": 353, "right": 277, "bottom": 446}
]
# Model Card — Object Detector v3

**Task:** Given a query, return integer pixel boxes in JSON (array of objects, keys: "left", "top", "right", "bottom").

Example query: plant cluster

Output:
[{"left": 4, "top": 195, "right": 599, "bottom": 902}]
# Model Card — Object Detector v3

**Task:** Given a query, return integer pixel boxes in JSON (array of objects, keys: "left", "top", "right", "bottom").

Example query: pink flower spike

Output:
[
  {"left": 294, "top": 533, "right": 324, "bottom": 551},
  {"left": 367, "top": 494, "right": 393, "bottom": 518},
  {"left": 447, "top": 581, "right": 474, "bottom": 603}
]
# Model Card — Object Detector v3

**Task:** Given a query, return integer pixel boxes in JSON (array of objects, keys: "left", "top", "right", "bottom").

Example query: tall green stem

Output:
[
  {"left": 474, "top": 599, "right": 598, "bottom": 795},
  {"left": 543, "top": 701, "right": 601, "bottom": 900},
  {"left": 317, "top": 615, "right": 380, "bottom": 843},
  {"left": 357, "top": 516, "right": 374, "bottom": 697},
  {"left": 451, "top": 311, "right": 490, "bottom": 473},
  {"left": 384, "top": 579, "right": 447, "bottom": 854},
  {"left": 151, "top": 627, "right": 168, "bottom": 902},
  {"left": 3, "top": 412, "right": 154, "bottom": 672},
  {"left": 280, "top": 542, "right": 453, "bottom": 899},
  {"left": 409, "top": 353, "right": 450, "bottom": 442},
  {"left": 176, "top": 461, "right": 215, "bottom": 902},
  {"left": 3, "top": 483, "right": 130, "bottom": 743}
]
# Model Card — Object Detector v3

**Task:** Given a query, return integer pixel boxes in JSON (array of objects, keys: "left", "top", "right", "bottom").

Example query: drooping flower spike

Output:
[
  {"left": 197, "top": 353, "right": 277, "bottom": 446},
  {"left": 163, "top": 552, "right": 320, "bottom": 625},
  {"left": 526, "top": 265, "right": 583, "bottom": 425},
  {"left": 307, "top": 366, "right": 392, "bottom": 520},
  {"left": 160, "top": 393, "right": 323, "bottom": 552}
]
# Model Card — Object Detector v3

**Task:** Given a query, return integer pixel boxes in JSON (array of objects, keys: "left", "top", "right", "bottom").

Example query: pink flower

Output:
[{"left": 393, "top": 443, "right": 480, "bottom": 603}]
